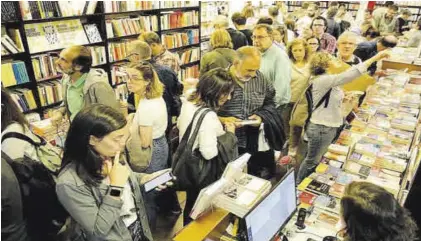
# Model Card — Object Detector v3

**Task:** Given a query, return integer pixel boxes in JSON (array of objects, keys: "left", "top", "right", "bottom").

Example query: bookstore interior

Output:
[{"left": 1, "top": 1, "right": 421, "bottom": 241}]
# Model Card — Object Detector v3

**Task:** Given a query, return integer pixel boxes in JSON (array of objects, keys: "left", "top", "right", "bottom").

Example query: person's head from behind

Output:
[
  {"left": 329, "top": 2, "right": 339, "bottom": 10},
  {"left": 326, "top": 7, "right": 338, "bottom": 20},
  {"left": 125, "top": 61, "right": 164, "bottom": 99},
  {"left": 139, "top": 31, "right": 163, "bottom": 57},
  {"left": 285, "top": 18, "right": 296, "bottom": 32},
  {"left": 233, "top": 46, "right": 261, "bottom": 82},
  {"left": 400, "top": 9, "right": 412, "bottom": 21},
  {"left": 231, "top": 12, "right": 247, "bottom": 29},
  {"left": 385, "top": 4, "right": 399, "bottom": 19},
  {"left": 213, "top": 15, "right": 229, "bottom": 29},
  {"left": 188, "top": 68, "right": 234, "bottom": 109},
  {"left": 268, "top": 6, "right": 279, "bottom": 19},
  {"left": 306, "top": 35, "right": 321, "bottom": 54},
  {"left": 307, "top": 4, "right": 319, "bottom": 18},
  {"left": 257, "top": 17, "right": 273, "bottom": 25},
  {"left": 126, "top": 40, "right": 152, "bottom": 63},
  {"left": 210, "top": 29, "right": 233, "bottom": 49},
  {"left": 56, "top": 45, "right": 92, "bottom": 75},
  {"left": 287, "top": 38, "right": 311, "bottom": 63},
  {"left": 253, "top": 24, "right": 274, "bottom": 52},
  {"left": 301, "top": 2, "right": 310, "bottom": 11},
  {"left": 1, "top": 87, "right": 29, "bottom": 132},
  {"left": 62, "top": 104, "right": 128, "bottom": 186},
  {"left": 273, "top": 25, "right": 288, "bottom": 44},
  {"left": 309, "top": 51, "right": 334, "bottom": 76},
  {"left": 337, "top": 31, "right": 358, "bottom": 59},
  {"left": 377, "top": 35, "right": 398, "bottom": 51},
  {"left": 338, "top": 3, "right": 346, "bottom": 15},
  {"left": 311, "top": 16, "right": 328, "bottom": 37},
  {"left": 340, "top": 182, "right": 418, "bottom": 241},
  {"left": 364, "top": 9, "right": 372, "bottom": 20},
  {"left": 385, "top": 1, "right": 394, "bottom": 8},
  {"left": 364, "top": 26, "right": 380, "bottom": 40},
  {"left": 242, "top": 6, "right": 255, "bottom": 19}
]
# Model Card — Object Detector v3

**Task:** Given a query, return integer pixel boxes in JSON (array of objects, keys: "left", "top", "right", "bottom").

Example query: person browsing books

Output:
[
  {"left": 338, "top": 181, "right": 418, "bottom": 241},
  {"left": 296, "top": 50, "right": 391, "bottom": 183},
  {"left": 56, "top": 104, "right": 173, "bottom": 241},
  {"left": 51, "top": 46, "right": 120, "bottom": 123},
  {"left": 139, "top": 32, "right": 181, "bottom": 74},
  {"left": 177, "top": 68, "right": 237, "bottom": 226}
]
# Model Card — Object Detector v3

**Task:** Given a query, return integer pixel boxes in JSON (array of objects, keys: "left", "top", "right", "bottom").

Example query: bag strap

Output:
[
  {"left": 186, "top": 108, "right": 212, "bottom": 149},
  {"left": 178, "top": 107, "right": 206, "bottom": 147},
  {"left": 313, "top": 87, "right": 333, "bottom": 110},
  {"left": 1, "top": 132, "right": 45, "bottom": 146}
]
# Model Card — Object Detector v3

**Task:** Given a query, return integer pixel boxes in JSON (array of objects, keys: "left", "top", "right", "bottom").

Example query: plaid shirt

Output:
[
  {"left": 154, "top": 49, "right": 181, "bottom": 74},
  {"left": 320, "top": 33, "right": 337, "bottom": 54},
  {"left": 218, "top": 70, "right": 276, "bottom": 148}
]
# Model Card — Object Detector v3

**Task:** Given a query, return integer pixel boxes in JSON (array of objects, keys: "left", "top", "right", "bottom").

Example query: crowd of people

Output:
[{"left": 2, "top": 1, "right": 420, "bottom": 241}]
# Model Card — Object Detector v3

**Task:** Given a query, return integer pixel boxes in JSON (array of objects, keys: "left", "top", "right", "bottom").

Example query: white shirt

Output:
[
  {"left": 177, "top": 100, "right": 225, "bottom": 160},
  {"left": 1, "top": 123, "right": 40, "bottom": 162},
  {"left": 134, "top": 97, "right": 168, "bottom": 139}
]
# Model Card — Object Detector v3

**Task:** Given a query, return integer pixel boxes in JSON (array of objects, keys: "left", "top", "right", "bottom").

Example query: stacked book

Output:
[
  {"left": 160, "top": 11, "right": 199, "bottom": 30},
  {"left": 162, "top": 29, "right": 199, "bottom": 49},
  {"left": 1, "top": 27, "right": 24, "bottom": 55},
  {"left": 19, "top": 1, "right": 98, "bottom": 20},
  {"left": 181, "top": 65, "right": 199, "bottom": 80},
  {"left": 160, "top": 1, "right": 199, "bottom": 8},
  {"left": 179, "top": 47, "right": 200, "bottom": 65},
  {"left": 108, "top": 40, "right": 136, "bottom": 62},
  {"left": 37, "top": 81, "right": 63, "bottom": 107},
  {"left": 9, "top": 88, "right": 37, "bottom": 112},
  {"left": 103, "top": 1, "right": 158, "bottom": 13},
  {"left": 1, "top": 61, "right": 30, "bottom": 87},
  {"left": 90, "top": 46, "right": 107, "bottom": 66},
  {"left": 106, "top": 16, "right": 158, "bottom": 39},
  {"left": 32, "top": 54, "right": 60, "bottom": 81}
]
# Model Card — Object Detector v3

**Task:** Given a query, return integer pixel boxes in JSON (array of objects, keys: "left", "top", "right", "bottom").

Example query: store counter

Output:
[{"left": 382, "top": 60, "right": 421, "bottom": 72}]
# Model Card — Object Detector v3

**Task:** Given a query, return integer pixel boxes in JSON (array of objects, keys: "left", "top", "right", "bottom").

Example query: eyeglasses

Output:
[
  {"left": 308, "top": 42, "right": 319, "bottom": 46},
  {"left": 313, "top": 24, "right": 325, "bottom": 27},
  {"left": 252, "top": 35, "right": 270, "bottom": 40}
]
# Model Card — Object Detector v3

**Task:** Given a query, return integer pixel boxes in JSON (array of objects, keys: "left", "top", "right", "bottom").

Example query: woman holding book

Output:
[
  {"left": 125, "top": 62, "right": 170, "bottom": 229},
  {"left": 57, "top": 104, "right": 172, "bottom": 241},
  {"left": 296, "top": 50, "right": 391, "bottom": 183},
  {"left": 177, "top": 68, "right": 238, "bottom": 225},
  {"left": 339, "top": 181, "right": 417, "bottom": 241}
]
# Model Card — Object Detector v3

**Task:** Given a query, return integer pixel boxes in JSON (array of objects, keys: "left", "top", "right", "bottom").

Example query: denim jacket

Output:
[{"left": 56, "top": 163, "right": 153, "bottom": 241}]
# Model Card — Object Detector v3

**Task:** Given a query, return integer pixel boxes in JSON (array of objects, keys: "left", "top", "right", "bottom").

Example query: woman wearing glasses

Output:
[
  {"left": 125, "top": 62, "right": 169, "bottom": 230},
  {"left": 306, "top": 35, "right": 321, "bottom": 56},
  {"left": 57, "top": 104, "right": 171, "bottom": 241}
]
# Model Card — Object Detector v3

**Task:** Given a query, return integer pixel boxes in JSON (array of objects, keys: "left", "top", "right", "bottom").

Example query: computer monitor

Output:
[{"left": 244, "top": 169, "right": 297, "bottom": 241}]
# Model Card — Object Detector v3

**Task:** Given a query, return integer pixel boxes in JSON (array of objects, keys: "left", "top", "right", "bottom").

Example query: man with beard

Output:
[
  {"left": 373, "top": 4, "right": 399, "bottom": 35},
  {"left": 51, "top": 46, "right": 119, "bottom": 123},
  {"left": 296, "top": 3, "right": 318, "bottom": 36}
]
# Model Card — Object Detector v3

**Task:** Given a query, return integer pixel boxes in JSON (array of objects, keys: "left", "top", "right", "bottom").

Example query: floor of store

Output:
[{"left": 154, "top": 192, "right": 186, "bottom": 240}]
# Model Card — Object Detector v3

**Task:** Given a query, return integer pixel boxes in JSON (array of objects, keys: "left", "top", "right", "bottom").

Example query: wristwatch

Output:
[{"left": 109, "top": 186, "right": 124, "bottom": 197}]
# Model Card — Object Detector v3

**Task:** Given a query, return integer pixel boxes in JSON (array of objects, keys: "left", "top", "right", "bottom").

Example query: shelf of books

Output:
[
  {"left": 287, "top": 1, "right": 360, "bottom": 18},
  {"left": 200, "top": 1, "right": 229, "bottom": 55},
  {"left": 295, "top": 69, "right": 421, "bottom": 228},
  {"left": 1, "top": 1, "right": 202, "bottom": 119}
]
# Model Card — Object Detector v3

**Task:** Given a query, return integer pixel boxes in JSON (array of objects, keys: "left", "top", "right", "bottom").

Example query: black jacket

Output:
[
  {"left": 326, "top": 18, "right": 341, "bottom": 39},
  {"left": 239, "top": 29, "right": 253, "bottom": 46},
  {"left": 354, "top": 41, "right": 378, "bottom": 75},
  {"left": 227, "top": 28, "right": 249, "bottom": 50},
  {"left": 245, "top": 104, "right": 286, "bottom": 154}
]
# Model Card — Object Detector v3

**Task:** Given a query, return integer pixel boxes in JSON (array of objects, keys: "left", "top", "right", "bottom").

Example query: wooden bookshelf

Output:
[{"left": 1, "top": 1, "right": 202, "bottom": 118}]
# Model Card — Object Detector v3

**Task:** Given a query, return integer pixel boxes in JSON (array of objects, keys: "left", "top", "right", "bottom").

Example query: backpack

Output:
[
  {"left": 1, "top": 134, "right": 67, "bottom": 241},
  {"left": 290, "top": 83, "right": 332, "bottom": 130}
]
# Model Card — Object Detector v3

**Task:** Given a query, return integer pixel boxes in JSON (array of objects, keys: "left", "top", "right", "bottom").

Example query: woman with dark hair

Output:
[
  {"left": 306, "top": 35, "right": 321, "bottom": 56},
  {"left": 340, "top": 182, "right": 418, "bottom": 241},
  {"left": 1, "top": 88, "right": 39, "bottom": 162},
  {"left": 296, "top": 51, "right": 390, "bottom": 183},
  {"left": 57, "top": 104, "right": 171, "bottom": 241},
  {"left": 177, "top": 68, "right": 237, "bottom": 225},
  {"left": 125, "top": 61, "right": 170, "bottom": 229}
]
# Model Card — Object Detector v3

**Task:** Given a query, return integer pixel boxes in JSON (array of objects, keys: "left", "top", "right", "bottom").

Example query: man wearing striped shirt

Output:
[{"left": 219, "top": 46, "right": 278, "bottom": 179}]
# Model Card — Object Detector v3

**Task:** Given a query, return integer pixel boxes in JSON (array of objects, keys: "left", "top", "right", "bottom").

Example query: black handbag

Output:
[{"left": 172, "top": 107, "right": 215, "bottom": 190}]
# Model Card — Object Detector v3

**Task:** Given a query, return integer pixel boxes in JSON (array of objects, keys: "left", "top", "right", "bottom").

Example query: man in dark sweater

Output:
[
  {"left": 214, "top": 15, "right": 248, "bottom": 49},
  {"left": 231, "top": 12, "right": 253, "bottom": 46},
  {"left": 354, "top": 35, "right": 397, "bottom": 75}
]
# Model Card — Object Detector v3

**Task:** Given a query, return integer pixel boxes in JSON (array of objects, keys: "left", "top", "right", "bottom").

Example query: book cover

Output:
[
  {"left": 84, "top": 24, "right": 102, "bottom": 43},
  {"left": 317, "top": 212, "right": 340, "bottom": 226},
  {"left": 314, "top": 195, "right": 341, "bottom": 214},
  {"left": 329, "top": 183, "right": 346, "bottom": 198},
  {"left": 299, "top": 191, "right": 317, "bottom": 205}
]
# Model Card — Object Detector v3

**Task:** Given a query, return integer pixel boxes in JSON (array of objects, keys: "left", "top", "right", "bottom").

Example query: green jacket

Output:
[
  {"left": 200, "top": 48, "right": 237, "bottom": 75},
  {"left": 62, "top": 68, "right": 120, "bottom": 119},
  {"left": 56, "top": 163, "right": 152, "bottom": 241}
]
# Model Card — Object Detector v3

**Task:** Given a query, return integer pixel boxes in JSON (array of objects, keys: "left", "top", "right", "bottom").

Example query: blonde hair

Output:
[
  {"left": 309, "top": 52, "right": 332, "bottom": 76},
  {"left": 210, "top": 29, "right": 233, "bottom": 49},
  {"left": 128, "top": 62, "right": 164, "bottom": 99},
  {"left": 242, "top": 6, "right": 255, "bottom": 18},
  {"left": 287, "top": 38, "right": 311, "bottom": 63}
]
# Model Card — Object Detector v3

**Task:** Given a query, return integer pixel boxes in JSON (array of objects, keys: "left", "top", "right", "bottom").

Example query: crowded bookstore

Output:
[{"left": 2, "top": 0, "right": 421, "bottom": 241}]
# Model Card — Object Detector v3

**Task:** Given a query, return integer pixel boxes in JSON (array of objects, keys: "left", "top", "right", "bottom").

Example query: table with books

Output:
[{"left": 279, "top": 68, "right": 421, "bottom": 241}]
